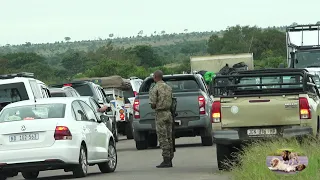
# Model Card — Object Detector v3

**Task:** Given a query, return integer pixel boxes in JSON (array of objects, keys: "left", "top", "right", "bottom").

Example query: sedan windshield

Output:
[{"left": 0, "top": 103, "right": 66, "bottom": 123}]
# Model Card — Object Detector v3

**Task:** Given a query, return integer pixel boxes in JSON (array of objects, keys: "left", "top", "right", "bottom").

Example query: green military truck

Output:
[{"left": 210, "top": 68, "right": 320, "bottom": 170}]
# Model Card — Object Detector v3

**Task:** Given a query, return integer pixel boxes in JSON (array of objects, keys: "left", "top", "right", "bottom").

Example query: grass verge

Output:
[{"left": 230, "top": 136, "right": 320, "bottom": 180}]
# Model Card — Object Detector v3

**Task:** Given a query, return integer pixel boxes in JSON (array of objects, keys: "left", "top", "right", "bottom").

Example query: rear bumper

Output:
[
  {"left": 133, "top": 116, "right": 211, "bottom": 140},
  {"left": 212, "top": 126, "right": 313, "bottom": 145},
  {"left": 0, "top": 145, "right": 79, "bottom": 172},
  {"left": 0, "top": 160, "right": 68, "bottom": 176}
]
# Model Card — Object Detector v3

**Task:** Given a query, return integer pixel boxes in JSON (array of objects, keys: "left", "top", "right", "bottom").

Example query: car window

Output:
[
  {"left": 79, "top": 101, "right": 97, "bottom": 122},
  {"left": 98, "top": 88, "right": 109, "bottom": 103},
  {"left": 72, "top": 101, "right": 88, "bottom": 121},
  {"left": 41, "top": 88, "right": 47, "bottom": 98},
  {"left": 51, "top": 92, "right": 67, "bottom": 97},
  {"left": 0, "top": 82, "right": 29, "bottom": 106},
  {"left": 106, "top": 93, "right": 114, "bottom": 101},
  {"left": 124, "top": 89, "right": 134, "bottom": 103},
  {"left": 89, "top": 98, "right": 100, "bottom": 111},
  {"left": 0, "top": 103, "right": 66, "bottom": 123},
  {"left": 72, "top": 84, "right": 93, "bottom": 96},
  {"left": 94, "top": 86, "right": 103, "bottom": 100},
  {"left": 72, "top": 90, "right": 80, "bottom": 97},
  {"left": 29, "top": 80, "right": 42, "bottom": 99}
]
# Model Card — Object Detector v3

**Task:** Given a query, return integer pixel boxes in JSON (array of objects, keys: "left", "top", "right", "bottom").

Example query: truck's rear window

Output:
[
  {"left": 140, "top": 77, "right": 200, "bottom": 92},
  {"left": 72, "top": 84, "right": 93, "bottom": 96}
]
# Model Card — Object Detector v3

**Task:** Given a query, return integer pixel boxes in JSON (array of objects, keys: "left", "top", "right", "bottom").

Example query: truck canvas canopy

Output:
[
  {"left": 211, "top": 68, "right": 318, "bottom": 97},
  {"left": 74, "top": 76, "right": 132, "bottom": 90}
]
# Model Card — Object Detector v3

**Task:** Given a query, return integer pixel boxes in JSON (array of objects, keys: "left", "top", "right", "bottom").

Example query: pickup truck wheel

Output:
[
  {"left": 21, "top": 171, "right": 39, "bottom": 179},
  {"left": 126, "top": 116, "right": 134, "bottom": 139},
  {"left": 217, "top": 144, "right": 232, "bottom": 171},
  {"left": 148, "top": 134, "right": 158, "bottom": 147},
  {"left": 135, "top": 140, "right": 148, "bottom": 150},
  {"left": 201, "top": 136, "right": 213, "bottom": 146}
]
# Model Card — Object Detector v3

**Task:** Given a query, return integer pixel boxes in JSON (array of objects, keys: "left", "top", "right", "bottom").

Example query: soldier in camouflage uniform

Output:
[{"left": 149, "top": 70, "right": 174, "bottom": 168}]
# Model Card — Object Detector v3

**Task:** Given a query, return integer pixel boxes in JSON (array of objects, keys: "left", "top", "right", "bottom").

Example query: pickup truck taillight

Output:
[
  {"left": 211, "top": 101, "right": 221, "bottom": 123},
  {"left": 198, "top": 95, "right": 205, "bottom": 114},
  {"left": 299, "top": 97, "right": 311, "bottom": 119},
  {"left": 133, "top": 99, "right": 140, "bottom": 119}
]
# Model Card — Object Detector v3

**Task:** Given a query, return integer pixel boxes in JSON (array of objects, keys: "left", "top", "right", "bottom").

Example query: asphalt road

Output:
[{"left": 9, "top": 136, "right": 231, "bottom": 180}]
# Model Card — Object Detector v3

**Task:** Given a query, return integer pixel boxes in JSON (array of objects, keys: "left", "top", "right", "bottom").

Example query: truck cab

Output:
[{"left": 286, "top": 24, "right": 320, "bottom": 69}]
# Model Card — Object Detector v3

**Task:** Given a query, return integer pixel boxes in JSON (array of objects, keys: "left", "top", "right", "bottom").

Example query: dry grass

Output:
[{"left": 229, "top": 137, "right": 320, "bottom": 180}]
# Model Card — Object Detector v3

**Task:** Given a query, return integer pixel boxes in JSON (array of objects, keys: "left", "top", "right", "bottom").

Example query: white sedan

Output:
[{"left": 0, "top": 97, "right": 117, "bottom": 180}]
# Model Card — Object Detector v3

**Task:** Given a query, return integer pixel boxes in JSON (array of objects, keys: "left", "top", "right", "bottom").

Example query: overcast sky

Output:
[{"left": 0, "top": 0, "right": 319, "bottom": 45}]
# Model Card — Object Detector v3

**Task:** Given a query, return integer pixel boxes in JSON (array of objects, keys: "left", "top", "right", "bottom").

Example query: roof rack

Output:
[{"left": 0, "top": 72, "right": 34, "bottom": 79}]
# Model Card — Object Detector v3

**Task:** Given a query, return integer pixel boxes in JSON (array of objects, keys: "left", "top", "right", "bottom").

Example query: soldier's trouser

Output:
[{"left": 155, "top": 111, "right": 173, "bottom": 159}]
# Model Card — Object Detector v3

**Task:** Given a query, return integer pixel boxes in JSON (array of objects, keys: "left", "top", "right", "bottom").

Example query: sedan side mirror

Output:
[{"left": 100, "top": 115, "right": 109, "bottom": 122}]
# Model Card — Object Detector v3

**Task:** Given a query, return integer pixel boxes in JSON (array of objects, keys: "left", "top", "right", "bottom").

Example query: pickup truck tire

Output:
[
  {"left": 148, "top": 134, "right": 158, "bottom": 147},
  {"left": 216, "top": 144, "right": 231, "bottom": 170},
  {"left": 201, "top": 136, "right": 213, "bottom": 146},
  {"left": 126, "top": 115, "right": 134, "bottom": 139},
  {"left": 135, "top": 140, "right": 148, "bottom": 150}
]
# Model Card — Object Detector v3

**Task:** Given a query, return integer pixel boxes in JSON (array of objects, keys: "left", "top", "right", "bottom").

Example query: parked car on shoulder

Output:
[
  {"left": 49, "top": 86, "right": 80, "bottom": 97},
  {"left": 0, "top": 97, "right": 117, "bottom": 180}
]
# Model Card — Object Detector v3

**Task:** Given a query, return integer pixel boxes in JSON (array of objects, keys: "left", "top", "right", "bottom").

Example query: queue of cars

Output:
[
  {"left": 0, "top": 72, "right": 142, "bottom": 180},
  {"left": 1, "top": 68, "right": 320, "bottom": 178}
]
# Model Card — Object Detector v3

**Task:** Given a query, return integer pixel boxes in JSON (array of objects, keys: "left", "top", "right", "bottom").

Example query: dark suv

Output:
[{"left": 49, "top": 86, "right": 80, "bottom": 97}]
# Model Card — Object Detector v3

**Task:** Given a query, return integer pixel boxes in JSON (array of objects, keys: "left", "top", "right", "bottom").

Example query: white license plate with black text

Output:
[
  {"left": 247, "top": 129, "right": 277, "bottom": 136},
  {"left": 9, "top": 133, "right": 39, "bottom": 142},
  {"left": 175, "top": 120, "right": 181, "bottom": 126}
]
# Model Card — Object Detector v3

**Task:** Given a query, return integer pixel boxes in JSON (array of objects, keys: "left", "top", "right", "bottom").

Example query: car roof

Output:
[
  {"left": 49, "top": 86, "right": 75, "bottom": 92},
  {"left": 3, "top": 97, "right": 83, "bottom": 109},
  {"left": 145, "top": 74, "right": 199, "bottom": 80}
]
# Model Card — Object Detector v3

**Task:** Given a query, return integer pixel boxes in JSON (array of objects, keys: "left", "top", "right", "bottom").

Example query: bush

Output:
[{"left": 231, "top": 137, "right": 320, "bottom": 180}]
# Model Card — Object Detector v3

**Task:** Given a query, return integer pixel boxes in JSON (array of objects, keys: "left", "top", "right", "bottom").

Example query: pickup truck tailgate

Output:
[
  {"left": 139, "top": 91, "right": 200, "bottom": 120},
  {"left": 220, "top": 95, "right": 300, "bottom": 127}
]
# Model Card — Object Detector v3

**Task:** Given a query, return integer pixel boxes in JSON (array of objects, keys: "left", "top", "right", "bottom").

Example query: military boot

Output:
[
  {"left": 169, "top": 157, "right": 173, "bottom": 167},
  {"left": 156, "top": 157, "right": 172, "bottom": 168}
]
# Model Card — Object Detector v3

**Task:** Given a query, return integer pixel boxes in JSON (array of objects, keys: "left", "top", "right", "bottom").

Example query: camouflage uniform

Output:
[{"left": 149, "top": 80, "right": 174, "bottom": 160}]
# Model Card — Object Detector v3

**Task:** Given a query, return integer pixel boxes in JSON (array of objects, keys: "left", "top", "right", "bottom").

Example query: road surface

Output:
[{"left": 9, "top": 137, "right": 231, "bottom": 180}]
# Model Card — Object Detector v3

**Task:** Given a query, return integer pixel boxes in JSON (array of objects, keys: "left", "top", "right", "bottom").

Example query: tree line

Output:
[{"left": 0, "top": 25, "right": 290, "bottom": 84}]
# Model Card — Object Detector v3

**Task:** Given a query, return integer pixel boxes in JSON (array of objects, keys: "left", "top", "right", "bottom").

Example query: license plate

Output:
[
  {"left": 9, "top": 133, "right": 39, "bottom": 142},
  {"left": 247, "top": 129, "right": 277, "bottom": 136},
  {"left": 174, "top": 120, "right": 181, "bottom": 126}
]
